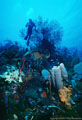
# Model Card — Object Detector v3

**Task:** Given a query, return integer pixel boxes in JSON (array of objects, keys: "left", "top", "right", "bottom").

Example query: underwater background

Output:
[
  {"left": 0, "top": 0, "right": 82, "bottom": 120},
  {"left": 0, "top": 0, "right": 82, "bottom": 50}
]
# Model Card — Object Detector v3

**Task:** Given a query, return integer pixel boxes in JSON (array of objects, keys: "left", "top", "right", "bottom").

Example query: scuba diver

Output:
[{"left": 24, "top": 19, "right": 36, "bottom": 45}]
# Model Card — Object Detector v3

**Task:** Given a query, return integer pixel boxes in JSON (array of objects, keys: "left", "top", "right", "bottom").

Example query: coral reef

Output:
[
  {"left": 0, "top": 17, "right": 82, "bottom": 119},
  {"left": 0, "top": 43, "right": 81, "bottom": 119},
  {"left": 0, "top": 65, "right": 24, "bottom": 83}
]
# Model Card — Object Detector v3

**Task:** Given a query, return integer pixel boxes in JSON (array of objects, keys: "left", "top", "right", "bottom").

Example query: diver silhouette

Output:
[{"left": 24, "top": 19, "right": 36, "bottom": 45}]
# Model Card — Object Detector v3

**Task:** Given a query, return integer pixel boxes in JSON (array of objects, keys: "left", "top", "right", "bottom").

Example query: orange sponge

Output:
[{"left": 58, "top": 87, "right": 72, "bottom": 107}]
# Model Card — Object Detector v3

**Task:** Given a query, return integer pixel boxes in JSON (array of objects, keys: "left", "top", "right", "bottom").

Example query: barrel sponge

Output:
[{"left": 60, "top": 63, "right": 68, "bottom": 80}]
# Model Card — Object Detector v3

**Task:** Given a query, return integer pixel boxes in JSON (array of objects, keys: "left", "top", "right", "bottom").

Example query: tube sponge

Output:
[
  {"left": 60, "top": 63, "right": 68, "bottom": 80},
  {"left": 52, "top": 66, "right": 56, "bottom": 87},
  {"left": 53, "top": 66, "right": 64, "bottom": 90},
  {"left": 52, "top": 63, "right": 68, "bottom": 90}
]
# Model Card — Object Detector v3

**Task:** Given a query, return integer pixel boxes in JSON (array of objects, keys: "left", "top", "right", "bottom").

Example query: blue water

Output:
[{"left": 0, "top": 0, "right": 82, "bottom": 50}]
